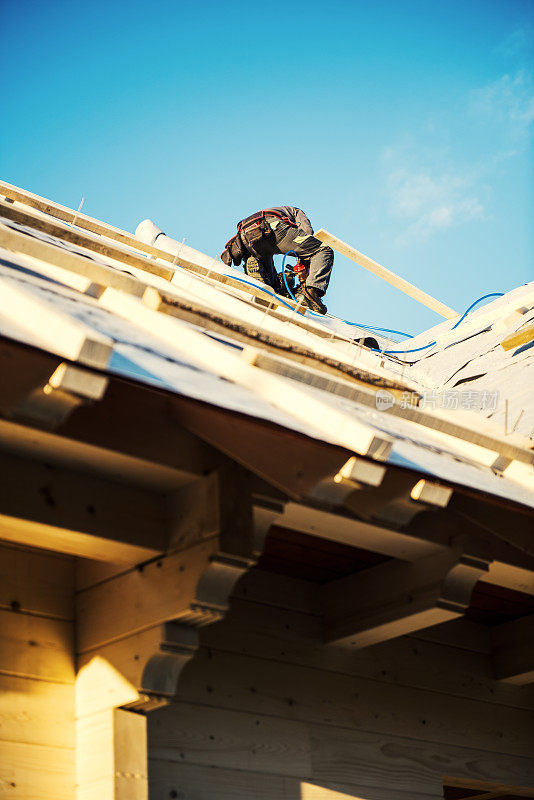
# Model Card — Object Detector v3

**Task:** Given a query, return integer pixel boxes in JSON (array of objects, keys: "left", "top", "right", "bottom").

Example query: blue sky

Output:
[{"left": 1, "top": 0, "right": 532, "bottom": 335}]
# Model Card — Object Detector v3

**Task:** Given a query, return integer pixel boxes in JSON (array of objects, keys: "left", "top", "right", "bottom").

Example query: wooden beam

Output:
[
  {"left": 322, "top": 543, "right": 490, "bottom": 648},
  {"left": 0, "top": 450, "right": 168, "bottom": 562},
  {"left": 0, "top": 221, "right": 146, "bottom": 297},
  {"left": 0, "top": 273, "right": 113, "bottom": 369},
  {"left": 0, "top": 197, "right": 174, "bottom": 280},
  {"left": 98, "top": 288, "right": 393, "bottom": 462},
  {"left": 76, "top": 540, "right": 220, "bottom": 653},
  {"left": 274, "top": 501, "right": 449, "bottom": 560},
  {"left": 491, "top": 614, "right": 534, "bottom": 685},
  {"left": 0, "top": 542, "right": 74, "bottom": 619},
  {"left": 0, "top": 336, "right": 222, "bottom": 485},
  {"left": 501, "top": 324, "right": 534, "bottom": 351},
  {"left": 315, "top": 228, "right": 458, "bottom": 318},
  {"left": 171, "top": 395, "right": 352, "bottom": 499},
  {"left": 0, "top": 197, "right": 300, "bottom": 315},
  {"left": 0, "top": 606, "right": 74, "bottom": 683},
  {"left": 0, "top": 740, "right": 74, "bottom": 800},
  {"left": 0, "top": 179, "right": 162, "bottom": 256}
]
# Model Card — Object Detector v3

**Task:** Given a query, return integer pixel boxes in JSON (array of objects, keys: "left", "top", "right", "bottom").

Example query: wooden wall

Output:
[
  {"left": 0, "top": 543, "right": 75, "bottom": 799},
  {"left": 148, "top": 570, "right": 534, "bottom": 800}
]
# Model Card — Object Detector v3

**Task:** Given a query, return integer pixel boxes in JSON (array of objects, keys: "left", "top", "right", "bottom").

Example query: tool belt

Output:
[
  {"left": 221, "top": 209, "right": 297, "bottom": 267},
  {"left": 238, "top": 209, "right": 297, "bottom": 247}
]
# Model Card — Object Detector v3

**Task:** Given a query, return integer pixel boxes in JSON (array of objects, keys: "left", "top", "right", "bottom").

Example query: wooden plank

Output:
[
  {"left": 0, "top": 380, "right": 218, "bottom": 492},
  {"left": 149, "top": 760, "right": 442, "bottom": 800},
  {"left": 171, "top": 396, "right": 352, "bottom": 499},
  {"left": 322, "top": 546, "right": 488, "bottom": 648},
  {"left": 98, "top": 288, "right": 393, "bottom": 461},
  {"left": 145, "top": 276, "right": 407, "bottom": 394},
  {"left": 0, "top": 740, "right": 74, "bottom": 799},
  {"left": 0, "top": 608, "right": 74, "bottom": 682},
  {"left": 0, "top": 514, "right": 162, "bottom": 564},
  {"left": 148, "top": 760, "right": 287, "bottom": 800},
  {"left": 0, "top": 240, "right": 104, "bottom": 296},
  {"left": 0, "top": 197, "right": 175, "bottom": 280},
  {"left": 0, "top": 221, "right": 146, "bottom": 296},
  {"left": 76, "top": 540, "right": 218, "bottom": 652},
  {"left": 310, "top": 725, "right": 534, "bottom": 794},
  {"left": 168, "top": 647, "right": 534, "bottom": 757},
  {"left": 501, "top": 325, "right": 534, "bottom": 351},
  {"left": 0, "top": 673, "right": 74, "bottom": 748},
  {"left": 0, "top": 197, "right": 302, "bottom": 316},
  {"left": 201, "top": 597, "right": 534, "bottom": 710},
  {"left": 148, "top": 701, "right": 312, "bottom": 777},
  {"left": 296, "top": 784, "right": 443, "bottom": 800},
  {"left": 149, "top": 702, "right": 534, "bottom": 789},
  {"left": 315, "top": 228, "right": 458, "bottom": 319},
  {"left": 0, "top": 543, "right": 74, "bottom": 619},
  {"left": 0, "top": 273, "right": 113, "bottom": 369},
  {"left": 0, "top": 450, "right": 168, "bottom": 562},
  {"left": 76, "top": 559, "right": 130, "bottom": 592},
  {"left": 0, "top": 179, "right": 164, "bottom": 257},
  {"left": 276, "top": 502, "right": 448, "bottom": 560}
]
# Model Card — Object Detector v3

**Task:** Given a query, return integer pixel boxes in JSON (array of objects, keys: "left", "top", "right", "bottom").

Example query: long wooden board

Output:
[
  {"left": 0, "top": 673, "right": 74, "bottom": 748},
  {"left": 315, "top": 229, "right": 458, "bottom": 319},
  {"left": 149, "top": 760, "right": 443, "bottom": 800},
  {"left": 0, "top": 197, "right": 307, "bottom": 317},
  {"left": 0, "top": 543, "right": 74, "bottom": 620},
  {"left": 0, "top": 739, "right": 74, "bottom": 800},
  {"left": 148, "top": 701, "right": 534, "bottom": 791},
  {"left": 199, "top": 596, "right": 532, "bottom": 710},
  {"left": 0, "top": 608, "right": 74, "bottom": 682},
  {"left": 167, "top": 646, "right": 534, "bottom": 757}
]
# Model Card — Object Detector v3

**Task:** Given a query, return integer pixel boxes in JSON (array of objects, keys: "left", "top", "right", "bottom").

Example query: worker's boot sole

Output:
[
  {"left": 244, "top": 257, "right": 262, "bottom": 282},
  {"left": 295, "top": 286, "right": 327, "bottom": 315}
]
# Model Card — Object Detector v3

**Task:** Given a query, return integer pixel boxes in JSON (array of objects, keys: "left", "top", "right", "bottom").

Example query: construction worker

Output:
[{"left": 221, "top": 206, "right": 334, "bottom": 315}]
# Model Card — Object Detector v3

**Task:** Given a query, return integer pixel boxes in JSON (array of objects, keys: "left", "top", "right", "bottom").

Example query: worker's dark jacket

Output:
[{"left": 221, "top": 206, "right": 333, "bottom": 295}]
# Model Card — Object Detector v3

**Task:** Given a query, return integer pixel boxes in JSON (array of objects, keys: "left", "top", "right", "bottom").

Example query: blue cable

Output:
[
  {"left": 376, "top": 291, "right": 505, "bottom": 355},
  {"left": 281, "top": 251, "right": 300, "bottom": 303},
  {"left": 343, "top": 322, "right": 413, "bottom": 338},
  {"left": 450, "top": 292, "right": 504, "bottom": 329},
  {"left": 223, "top": 274, "right": 297, "bottom": 311},
  {"left": 225, "top": 265, "right": 504, "bottom": 358}
]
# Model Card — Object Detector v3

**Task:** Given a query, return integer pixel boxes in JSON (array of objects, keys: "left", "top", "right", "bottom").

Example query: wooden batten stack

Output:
[{"left": 0, "top": 181, "right": 533, "bottom": 800}]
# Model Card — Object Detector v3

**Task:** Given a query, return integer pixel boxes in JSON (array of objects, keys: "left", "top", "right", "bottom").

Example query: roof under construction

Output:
[
  {"left": 1, "top": 180, "right": 534, "bottom": 800},
  {"left": 0, "top": 180, "right": 532, "bottom": 512}
]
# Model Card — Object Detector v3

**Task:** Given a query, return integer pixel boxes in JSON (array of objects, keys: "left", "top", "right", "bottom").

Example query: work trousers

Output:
[{"left": 243, "top": 222, "right": 334, "bottom": 295}]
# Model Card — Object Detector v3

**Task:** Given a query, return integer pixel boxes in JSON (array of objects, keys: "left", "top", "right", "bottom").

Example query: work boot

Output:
[
  {"left": 295, "top": 284, "right": 327, "bottom": 315},
  {"left": 243, "top": 256, "right": 262, "bottom": 282}
]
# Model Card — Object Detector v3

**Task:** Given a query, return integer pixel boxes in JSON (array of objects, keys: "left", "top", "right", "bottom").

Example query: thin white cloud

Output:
[
  {"left": 470, "top": 70, "right": 534, "bottom": 144},
  {"left": 496, "top": 27, "right": 534, "bottom": 58},
  {"left": 387, "top": 168, "right": 484, "bottom": 245},
  {"left": 381, "top": 61, "right": 533, "bottom": 247}
]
